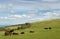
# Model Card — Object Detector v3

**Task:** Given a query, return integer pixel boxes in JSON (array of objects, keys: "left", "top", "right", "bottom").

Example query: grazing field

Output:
[{"left": 0, "top": 19, "right": 60, "bottom": 39}]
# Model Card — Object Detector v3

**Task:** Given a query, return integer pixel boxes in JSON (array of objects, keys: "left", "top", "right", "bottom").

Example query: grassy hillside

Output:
[
  {"left": 0, "top": 19, "right": 60, "bottom": 39},
  {"left": 31, "top": 19, "right": 60, "bottom": 29}
]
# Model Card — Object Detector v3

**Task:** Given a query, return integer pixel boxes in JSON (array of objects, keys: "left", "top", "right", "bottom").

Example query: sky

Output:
[{"left": 0, "top": 0, "right": 60, "bottom": 26}]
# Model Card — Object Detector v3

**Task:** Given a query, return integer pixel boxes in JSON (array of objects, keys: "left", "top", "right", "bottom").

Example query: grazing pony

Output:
[
  {"left": 44, "top": 28, "right": 48, "bottom": 30},
  {"left": 49, "top": 27, "right": 52, "bottom": 30},
  {"left": 30, "top": 31, "right": 34, "bottom": 33},
  {"left": 12, "top": 32, "right": 19, "bottom": 35},
  {"left": 20, "top": 32, "right": 24, "bottom": 34},
  {"left": 5, "top": 31, "right": 11, "bottom": 36}
]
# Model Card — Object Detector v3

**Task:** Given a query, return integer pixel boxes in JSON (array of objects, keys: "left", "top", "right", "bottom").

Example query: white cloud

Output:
[
  {"left": 0, "top": 0, "right": 60, "bottom": 11},
  {"left": 0, "top": 1, "right": 60, "bottom": 13},
  {"left": 37, "top": 3, "right": 60, "bottom": 10},
  {"left": 10, "top": 14, "right": 31, "bottom": 18},
  {"left": 27, "top": 9, "right": 38, "bottom": 13},
  {"left": 12, "top": 5, "right": 37, "bottom": 11},
  {"left": 28, "top": 11, "right": 60, "bottom": 22},
  {"left": 0, "top": 17, "right": 16, "bottom": 20},
  {"left": 10, "top": 15, "right": 22, "bottom": 18},
  {"left": 42, "top": 12, "right": 60, "bottom": 19},
  {"left": 10, "top": 10, "right": 15, "bottom": 13},
  {"left": 22, "top": 14, "right": 31, "bottom": 18},
  {"left": 0, "top": 14, "right": 32, "bottom": 20},
  {"left": 0, "top": 4, "right": 6, "bottom": 9},
  {"left": 42, "top": 0, "right": 59, "bottom": 2},
  {"left": 6, "top": 1, "right": 60, "bottom": 11},
  {"left": 8, "top": 3, "right": 13, "bottom": 7},
  {"left": 0, "top": 4, "right": 2, "bottom": 8}
]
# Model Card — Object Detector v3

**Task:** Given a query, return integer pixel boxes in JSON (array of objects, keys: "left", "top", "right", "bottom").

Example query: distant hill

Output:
[
  {"left": 3, "top": 19, "right": 60, "bottom": 29},
  {"left": 0, "top": 19, "right": 60, "bottom": 39}
]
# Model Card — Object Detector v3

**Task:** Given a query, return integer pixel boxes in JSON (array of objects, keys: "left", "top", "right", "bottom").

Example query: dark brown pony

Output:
[
  {"left": 20, "top": 32, "right": 24, "bottom": 34},
  {"left": 5, "top": 31, "right": 11, "bottom": 36},
  {"left": 49, "top": 27, "right": 52, "bottom": 30},
  {"left": 12, "top": 32, "right": 19, "bottom": 35},
  {"left": 30, "top": 31, "right": 34, "bottom": 33},
  {"left": 44, "top": 28, "right": 48, "bottom": 29}
]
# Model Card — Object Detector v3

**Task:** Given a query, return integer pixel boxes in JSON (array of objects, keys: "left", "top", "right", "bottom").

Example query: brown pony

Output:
[{"left": 5, "top": 31, "right": 11, "bottom": 36}]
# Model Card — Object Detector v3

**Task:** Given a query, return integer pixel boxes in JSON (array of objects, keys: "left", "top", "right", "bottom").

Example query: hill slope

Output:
[
  {"left": 0, "top": 19, "right": 60, "bottom": 39},
  {"left": 31, "top": 19, "right": 60, "bottom": 29}
]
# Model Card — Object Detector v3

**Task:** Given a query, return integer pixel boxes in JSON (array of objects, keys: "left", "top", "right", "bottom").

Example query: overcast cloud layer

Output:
[{"left": 0, "top": 0, "right": 60, "bottom": 25}]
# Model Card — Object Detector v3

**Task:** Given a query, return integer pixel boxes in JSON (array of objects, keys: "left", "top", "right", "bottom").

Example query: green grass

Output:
[{"left": 0, "top": 19, "right": 60, "bottom": 39}]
